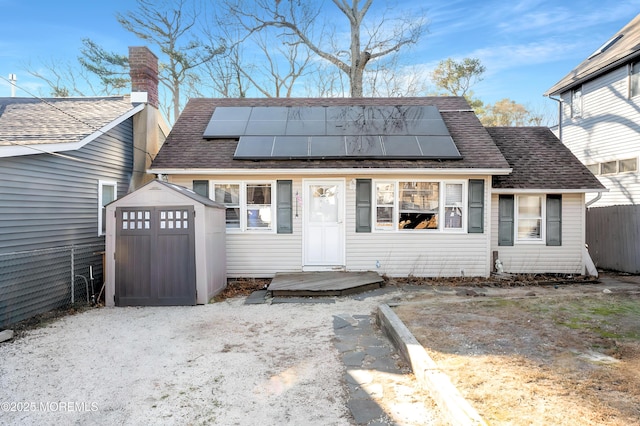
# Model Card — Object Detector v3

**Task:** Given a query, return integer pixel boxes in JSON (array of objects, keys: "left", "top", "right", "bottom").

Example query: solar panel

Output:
[
  {"left": 346, "top": 135, "right": 384, "bottom": 156},
  {"left": 272, "top": 136, "right": 309, "bottom": 158},
  {"left": 382, "top": 136, "right": 422, "bottom": 157},
  {"left": 211, "top": 105, "right": 463, "bottom": 160},
  {"left": 203, "top": 107, "right": 251, "bottom": 137},
  {"left": 233, "top": 136, "right": 274, "bottom": 158},
  {"left": 310, "top": 136, "right": 346, "bottom": 157},
  {"left": 244, "top": 119, "right": 287, "bottom": 135},
  {"left": 416, "top": 136, "right": 462, "bottom": 159}
]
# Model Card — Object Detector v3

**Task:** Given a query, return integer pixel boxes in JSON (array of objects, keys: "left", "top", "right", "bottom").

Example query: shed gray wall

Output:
[{"left": 0, "top": 119, "right": 135, "bottom": 327}]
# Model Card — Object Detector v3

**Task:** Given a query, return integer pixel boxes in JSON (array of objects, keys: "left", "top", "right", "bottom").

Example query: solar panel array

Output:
[{"left": 203, "top": 105, "right": 462, "bottom": 160}]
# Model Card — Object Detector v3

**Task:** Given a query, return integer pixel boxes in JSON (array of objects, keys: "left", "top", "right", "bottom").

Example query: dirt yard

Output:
[{"left": 393, "top": 281, "right": 640, "bottom": 425}]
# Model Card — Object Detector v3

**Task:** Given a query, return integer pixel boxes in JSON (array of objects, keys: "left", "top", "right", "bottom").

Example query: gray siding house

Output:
[{"left": 0, "top": 46, "right": 166, "bottom": 327}]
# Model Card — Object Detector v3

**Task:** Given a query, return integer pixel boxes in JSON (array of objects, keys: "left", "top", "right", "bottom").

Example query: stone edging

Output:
[{"left": 376, "top": 303, "right": 487, "bottom": 426}]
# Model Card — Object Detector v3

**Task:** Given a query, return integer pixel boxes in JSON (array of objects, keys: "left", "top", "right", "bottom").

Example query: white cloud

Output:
[{"left": 468, "top": 41, "right": 584, "bottom": 75}]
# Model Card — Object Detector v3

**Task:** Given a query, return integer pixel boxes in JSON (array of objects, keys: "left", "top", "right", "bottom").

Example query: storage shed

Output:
[{"left": 104, "top": 180, "right": 226, "bottom": 307}]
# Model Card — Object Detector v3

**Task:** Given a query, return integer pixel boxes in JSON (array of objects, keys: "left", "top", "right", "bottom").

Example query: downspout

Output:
[
  {"left": 586, "top": 192, "right": 602, "bottom": 208},
  {"left": 546, "top": 95, "right": 563, "bottom": 142}
]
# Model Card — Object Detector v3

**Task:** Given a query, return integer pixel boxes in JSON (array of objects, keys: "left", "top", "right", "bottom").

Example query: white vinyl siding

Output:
[
  {"left": 176, "top": 175, "right": 302, "bottom": 277},
  {"left": 560, "top": 66, "right": 640, "bottom": 206},
  {"left": 491, "top": 193, "right": 585, "bottom": 274},
  {"left": 348, "top": 175, "right": 490, "bottom": 277},
  {"left": 173, "top": 174, "right": 492, "bottom": 278}
]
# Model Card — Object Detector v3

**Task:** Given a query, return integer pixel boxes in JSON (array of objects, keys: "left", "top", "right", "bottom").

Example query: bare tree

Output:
[
  {"left": 224, "top": 0, "right": 427, "bottom": 97},
  {"left": 24, "top": 58, "right": 99, "bottom": 97},
  {"left": 117, "top": 0, "right": 224, "bottom": 123},
  {"left": 243, "top": 32, "right": 313, "bottom": 97}
]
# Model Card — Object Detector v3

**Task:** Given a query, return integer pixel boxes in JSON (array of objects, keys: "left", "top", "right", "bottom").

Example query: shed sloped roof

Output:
[
  {"left": 546, "top": 13, "right": 640, "bottom": 96},
  {"left": 150, "top": 97, "right": 511, "bottom": 171},
  {"left": 109, "top": 179, "right": 225, "bottom": 208},
  {"left": 488, "top": 127, "right": 605, "bottom": 191},
  {"left": 0, "top": 96, "right": 139, "bottom": 149}
]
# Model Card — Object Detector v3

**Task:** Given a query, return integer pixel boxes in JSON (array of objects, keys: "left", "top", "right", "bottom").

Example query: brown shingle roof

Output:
[
  {"left": 0, "top": 96, "right": 135, "bottom": 146},
  {"left": 151, "top": 97, "right": 511, "bottom": 170},
  {"left": 487, "top": 127, "right": 605, "bottom": 191},
  {"left": 545, "top": 13, "right": 640, "bottom": 96}
]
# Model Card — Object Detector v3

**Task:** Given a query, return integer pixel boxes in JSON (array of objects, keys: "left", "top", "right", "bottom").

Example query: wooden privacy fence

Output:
[{"left": 586, "top": 205, "right": 640, "bottom": 274}]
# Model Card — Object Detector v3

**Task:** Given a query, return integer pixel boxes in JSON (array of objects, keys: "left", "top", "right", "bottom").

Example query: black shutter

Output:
[
  {"left": 276, "top": 180, "right": 293, "bottom": 234},
  {"left": 468, "top": 179, "right": 484, "bottom": 233},
  {"left": 192, "top": 180, "right": 209, "bottom": 198},
  {"left": 355, "top": 179, "right": 372, "bottom": 233},
  {"left": 546, "top": 194, "right": 562, "bottom": 246},
  {"left": 498, "top": 195, "right": 514, "bottom": 246}
]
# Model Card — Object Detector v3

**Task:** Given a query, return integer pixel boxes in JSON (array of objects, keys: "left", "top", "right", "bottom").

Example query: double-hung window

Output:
[
  {"left": 516, "top": 195, "right": 543, "bottom": 242},
  {"left": 375, "top": 182, "right": 395, "bottom": 230},
  {"left": 499, "top": 194, "right": 562, "bottom": 246},
  {"left": 246, "top": 183, "right": 272, "bottom": 229},
  {"left": 98, "top": 180, "right": 117, "bottom": 236},
  {"left": 214, "top": 183, "right": 241, "bottom": 229},
  {"left": 444, "top": 183, "right": 464, "bottom": 230},
  {"left": 213, "top": 182, "right": 274, "bottom": 231}
]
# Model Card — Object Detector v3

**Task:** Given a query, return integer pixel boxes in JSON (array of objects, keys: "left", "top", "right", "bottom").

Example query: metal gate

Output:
[{"left": 115, "top": 206, "right": 196, "bottom": 306}]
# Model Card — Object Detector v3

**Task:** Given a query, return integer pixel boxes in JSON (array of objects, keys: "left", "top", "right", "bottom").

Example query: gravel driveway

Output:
[{"left": 0, "top": 291, "right": 437, "bottom": 425}]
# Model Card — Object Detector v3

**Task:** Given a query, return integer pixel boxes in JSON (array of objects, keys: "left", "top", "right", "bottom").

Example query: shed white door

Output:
[{"left": 304, "top": 180, "right": 345, "bottom": 268}]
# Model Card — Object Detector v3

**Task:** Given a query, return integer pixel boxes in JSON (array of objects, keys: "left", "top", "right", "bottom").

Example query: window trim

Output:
[
  {"left": 586, "top": 163, "right": 600, "bottom": 175},
  {"left": 212, "top": 180, "right": 276, "bottom": 233},
  {"left": 600, "top": 160, "right": 618, "bottom": 175},
  {"left": 374, "top": 181, "right": 395, "bottom": 231},
  {"left": 515, "top": 194, "right": 546, "bottom": 244},
  {"left": 618, "top": 157, "right": 638, "bottom": 173},
  {"left": 98, "top": 180, "right": 118, "bottom": 236},
  {"left": 630, "top": 62, "right": 640, "bottom": 98},
  {"left": 372, "top": 179, "right": 468, "bottom": 233},
  {"left": 571, "top": 87, "right": 582, "bottom": 118}
]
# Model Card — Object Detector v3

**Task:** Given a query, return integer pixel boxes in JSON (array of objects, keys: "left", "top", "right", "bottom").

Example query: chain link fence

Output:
[{"left": 0, "top": 244, "right": 105, "bottom": 328}]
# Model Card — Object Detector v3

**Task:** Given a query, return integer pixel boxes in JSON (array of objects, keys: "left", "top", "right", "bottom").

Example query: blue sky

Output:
[{"left": 1, "top": 0, "right": 639, "bottom": 119}]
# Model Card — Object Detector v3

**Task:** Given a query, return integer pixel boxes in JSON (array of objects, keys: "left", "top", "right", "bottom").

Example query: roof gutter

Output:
[
  {"left": 148, "top": 167, "right": 513, "bottom": 176},
  {"left": 492, "top": 188, "right": 608, "bottom": 195},
  {"left": 545, "top": 50, "right": 640, "bottom": 98}
]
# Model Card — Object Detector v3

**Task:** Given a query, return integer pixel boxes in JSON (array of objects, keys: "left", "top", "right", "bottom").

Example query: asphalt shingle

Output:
[
  {"left": 487, "top": 126, "right": 605, "bottom": 191},
  {"left": 0, "top": 96, "right": 136, "bottom": 146}
]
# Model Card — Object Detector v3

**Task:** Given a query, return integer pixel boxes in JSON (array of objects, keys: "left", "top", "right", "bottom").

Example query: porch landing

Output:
[{"left": 268, "top": 271, "right": 384, "bottom": 297}]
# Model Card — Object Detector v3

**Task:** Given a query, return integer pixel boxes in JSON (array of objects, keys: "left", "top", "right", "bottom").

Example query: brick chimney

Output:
[{"left": 128, "top": 46, "right": 159, "bottom": 108}]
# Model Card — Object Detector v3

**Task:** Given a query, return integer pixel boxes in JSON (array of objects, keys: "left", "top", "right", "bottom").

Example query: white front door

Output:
[{"left": 304, "top": 180, "right": 345, "bottom": 268}]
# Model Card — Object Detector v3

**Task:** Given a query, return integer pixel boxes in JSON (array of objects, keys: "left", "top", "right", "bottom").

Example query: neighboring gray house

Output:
[
  {"left": 545, "top": 13, "right": 640, "bottom": 207},
  {"left": 0, "top": 46, "right": 166, "bottom": 327},
  {"left": 149, "top": 97, "right": 604, "bottom": 279}
]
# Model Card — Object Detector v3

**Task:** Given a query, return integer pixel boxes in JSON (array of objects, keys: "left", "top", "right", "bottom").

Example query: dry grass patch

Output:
[{"left": 394, "top": 291, "right": 640, "bottom": 425}]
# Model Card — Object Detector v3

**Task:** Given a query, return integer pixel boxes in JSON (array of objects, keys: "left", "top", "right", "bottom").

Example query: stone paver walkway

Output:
[{"left": 333, "top": 312, "right": 442, "bottom": 425}]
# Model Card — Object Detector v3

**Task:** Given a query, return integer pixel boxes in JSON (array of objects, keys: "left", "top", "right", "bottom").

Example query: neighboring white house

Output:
[
  {"left": 545, "top": 13, "right": 640, "bottom": 207},
  {"left": 148, "top": 97, "right": 604, "bottom": 278}
]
